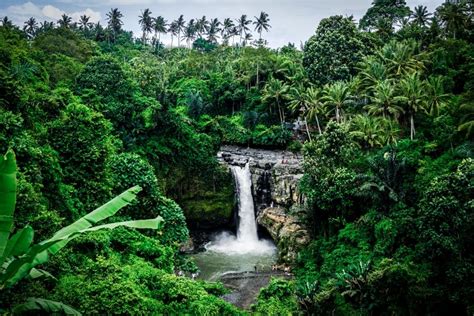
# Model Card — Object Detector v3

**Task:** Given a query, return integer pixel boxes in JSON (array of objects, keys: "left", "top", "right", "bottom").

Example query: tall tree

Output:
[
  {"left": 322, "top": 81, "right": 353, "bottom": 123},
  {"left": 243, "top": 32, "right": 253, "bottom": 47},
  {"left": 57, "top": 14, "right": 72, "bottom": 28},
  {"left": 207, "top": 18, "right": 221, "bottom": 43},
  {"left": 412, "top": 5, "right": 432, "bottom": 27},
  {"left": 183, "top": 20, "right": 196, "bottom": 48},
  {"left": 237, "top": 15, "right": 252, "bottom": 45},
  {"left": 436, "top": 1, "right": 469, "bottom": 39},
  {"left": 106, "top": 8, "right": 124, "bottom": 41},
  {"left": 2, "top": 16, "right": 13, "bottom": 28},
  {"left": 196, "top": 16, "right": 209, "bottom": 38},
  {"left": 139, "top": 9, "right": 153, "bottom": 44},
  {"left": 262, "top": 78, "right": 289, "bottom": 125},
  {"left": 79, "top": 15, "right": 92, "bottom": 31},
  {"left": 221, "top": 18, "right": 235, "bottom": 44},
  {"left": 364, "top": 80, "right": 404, "bottom": 119},
  {"left": 425, "top": 76, "right": 449, "bottom": 116},
  {"left": 168, "top": 21, "right": 178, "bottom": 48},
  {"left": 359, "top": 0, "right": 411, "bottom": 32},
  {"left": 253, "top": 11, "right": 271, "bottom": 41},
  {"left": 303, "top": 16, "right": 366, "bottom": 86},
  {"left": 175, "top": 15, "right": 186, "bottom": 46},
  {"left": 153, "top": 16, "right": 168, "bottom": 43},
  {"left": 23, "top": 17, "right": 37, "bottom": 39},
  {"left": 396, "top": 72, "right": 427, "bottom": 140}
]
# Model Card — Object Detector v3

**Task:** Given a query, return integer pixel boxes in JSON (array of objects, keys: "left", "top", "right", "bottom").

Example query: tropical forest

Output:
[{"left": 0, "top": 0, "right": 473, "bottom": 314}]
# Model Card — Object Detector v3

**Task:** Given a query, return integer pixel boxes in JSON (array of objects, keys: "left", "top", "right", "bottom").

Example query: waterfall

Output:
[
  {"left": 232, "top": 163, "right": 258, "bottom": 242},
  {"left": 205, "top": 162, "right": 276, "bottom": 255}
]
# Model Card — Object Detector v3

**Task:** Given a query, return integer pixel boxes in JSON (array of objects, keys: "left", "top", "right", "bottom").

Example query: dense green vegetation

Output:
[{"left": 0, "top": 0, "right": 473, "bottom": 314}]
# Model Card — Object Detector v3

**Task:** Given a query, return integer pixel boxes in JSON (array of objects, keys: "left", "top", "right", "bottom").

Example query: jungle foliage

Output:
[{"left": 0, "top": 0, "right": 473, "bottom": 314}]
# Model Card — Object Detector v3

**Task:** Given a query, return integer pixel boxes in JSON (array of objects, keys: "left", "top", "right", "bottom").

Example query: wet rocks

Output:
[
  {"left": 219, "top": 146, "right": 308, "bottom": 263},
  {"left": 218, "top": 145, "right": 304, "bottom": 212},
  {"left": 256, "top": 207, "right": 310, "bottom": 264}
]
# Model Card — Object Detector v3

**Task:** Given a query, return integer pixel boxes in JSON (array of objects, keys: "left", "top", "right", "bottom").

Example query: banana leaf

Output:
[
  {"left": 13, "top": 298, "right": 81, "bottom": 315},
  {"left": 3, "top": 226, "right": 34, "bottom": 259},
  {"left": 0, "top": 150, "right": 17, "bottom": 260},
  {"left": 48, "top": 185, "right": 142, "bottom": 243},
  {"left": 45, "top": 216, "right": 163, "bottom": 255}
]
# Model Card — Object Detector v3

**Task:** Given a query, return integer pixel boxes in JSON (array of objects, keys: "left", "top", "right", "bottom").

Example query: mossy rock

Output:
[{"left": 179, "top": 169, "right": 235, "bottom": 229}]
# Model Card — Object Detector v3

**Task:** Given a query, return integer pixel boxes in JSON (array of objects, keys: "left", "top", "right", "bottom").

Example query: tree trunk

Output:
[
  {"left": 336, "top": 106, "right": 340, "bottom": 123},
  {"left": 256, "top": 63, "right": 259, "bottom": 87},
  {"left": 410, "top": 114, "right": 415, "bottom": 140},
  {"left": 277, "top": 99, "right": 283, "bottom": 126},
  {"left": 304, "top": 118, "right": 312, "bottom": 142},
  {"left": 315, "top": 115, "right": 322, "bottom": 135}
]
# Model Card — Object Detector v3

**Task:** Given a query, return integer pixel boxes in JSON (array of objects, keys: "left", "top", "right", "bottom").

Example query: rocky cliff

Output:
[{"left": 218, "top": 145, "right": 310, "bottom": 263}]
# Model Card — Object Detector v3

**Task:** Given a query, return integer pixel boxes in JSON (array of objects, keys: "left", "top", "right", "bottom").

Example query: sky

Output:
[{"left": 0, "top": 0, "right": 445, "bottom": 48}]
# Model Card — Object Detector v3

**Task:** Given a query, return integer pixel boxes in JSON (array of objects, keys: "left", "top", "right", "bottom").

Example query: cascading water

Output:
[
  {"left": 192, "top": 161, "right": 277, "bottom": 280},
  {"left": 203, "top": 162, "right": 276, "bottom": 259},
  {"left": 232, "top": 163, "right": 258, "bottom": 243}
]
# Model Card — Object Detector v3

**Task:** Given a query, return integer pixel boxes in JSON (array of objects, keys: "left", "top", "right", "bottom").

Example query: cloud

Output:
[{"left": 0, "top": 1, "right": 101, "bottom": 25}]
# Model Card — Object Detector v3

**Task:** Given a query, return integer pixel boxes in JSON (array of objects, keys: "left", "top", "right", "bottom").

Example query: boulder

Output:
[{"left": 257, "top": 207, "right": 310, "bottom": 263}]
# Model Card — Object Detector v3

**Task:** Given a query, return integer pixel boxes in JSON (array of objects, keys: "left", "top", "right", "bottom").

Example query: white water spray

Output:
[
  {"left": 205, "top": 163, "right": 276, "bottom": 255},
  {"left": 233, "top": 163, "right": 258, "bottom": 242}
]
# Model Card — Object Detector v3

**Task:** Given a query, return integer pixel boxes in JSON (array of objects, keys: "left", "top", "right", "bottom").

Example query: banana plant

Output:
[{"left": 0, "top": 150, "right": 164, "bottom": 290}]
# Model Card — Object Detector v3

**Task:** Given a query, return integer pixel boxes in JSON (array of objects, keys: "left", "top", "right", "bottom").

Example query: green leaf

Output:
[
  {"left": 13, "top": 298, "right": 81, "bottom": 315},
  {"left": 4, "top": 226, "right": 34, "bottom": 258},
  {"left": 47, "top": 216, "right": 163, "bottom": 255},
  {"left": 47, "top": 186, "right": 142, "bottom": 244},
  {"left": 0, "top": 150, "right": 17, "bottom": 260},
  {"left": 44, "top": 185, "right": 143, "bottom": 255},
  {"left": 29, "top": 268, "right": 56, "bottom": 281}
]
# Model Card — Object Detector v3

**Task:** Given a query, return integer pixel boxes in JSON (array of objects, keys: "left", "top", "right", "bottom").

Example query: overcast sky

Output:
[{"left": 1, "top": 0, "right": 444, "bottom": 48}]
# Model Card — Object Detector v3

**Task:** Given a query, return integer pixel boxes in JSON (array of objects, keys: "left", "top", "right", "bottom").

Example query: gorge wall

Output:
[{"left": 218, "top": 145, "right": 310, "bottom": 263}]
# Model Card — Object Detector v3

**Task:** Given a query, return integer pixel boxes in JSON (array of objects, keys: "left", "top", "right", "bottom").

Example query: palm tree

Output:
[
  {"left": 175, "top": 15, "right": 186, "bottom": 46},
  {"left": 322, "top": 81, "right": 353, "bottom": 123},
  {"left": 221, "top": 18, "right": 235, "bottom": 44},
  {"left": 196, "top": 16, "right": 209, "bottom": 38},
  {"left": 396, "top": 72, "right": 427, "bottom": 140},
  {"left": 412, "top": 5, "right": 432, "bottom": 27},
  {"left": 243, "top": 32, "right": 253, "bottom": 47},
  {"left": 207, "top": 18, "right": 221, "bottom": 43},
  {"left": 183, "top": 20, "right": 196, "bottom": 48},
  {"left": 153, "top": 16, "right": 167, "bottom": 43},
  {"left": 138, "top": 9, "right": 153, "bottom": 44},
  {"left": 350, "top": 115, "right": 386, "bottom": 148},
  {"left": 2, "top": 17, "right": 13, "bottom": 28},
  {"left": 57, "top": 14, "right": 72, "bottom": 28},
  {"left": 437, "top": 1, "right": 468, "bottom": 39},
  {"left": 458, "top": 102, "right": 474, "bottom": 138},
  {"left": 23, "top": 17, "right": 37, "bottom": 39},
  {"left": 305, "top": 87, "right": 325, "bottom": 136},
  {"left": 106, "top": 8, "right": 123, "bottom": 40},
  {"left": 364, "top": 80, "right": 404, "bottom": 119},
  {"left": 357, "top": 57, "right": 388, "bottom": 92},
  {"left": 168, "top": 21, "right": 178, "bottom": 48},
  {"left": 288, "top": 85, "right": 325, "bottom": 138},
  {"left": 39, "top": 21, "right": 54, "bottom": 32},
  {"left": 237, "top": 15, "right": 252, "bottom": 45},
  {"left": 92, "top": 22, "right": 105, "bottom": 41},
  {"left": 425, "top": 76, "right": 449, "bottom": 116},
  {"left": 289, "top": 86, "right": 312, "bottom": 140},
  {"left": 378, "top": 40, "right": 424, "bottom": 77},
  {"left": 262, "top": 78, "right": 289, "bottom": 125},
  {"left": 253, "top": 11, "right": 271, "bottom": 41},
  {"left": 79, "top": 15, "right": 91, "bottom": 31}
]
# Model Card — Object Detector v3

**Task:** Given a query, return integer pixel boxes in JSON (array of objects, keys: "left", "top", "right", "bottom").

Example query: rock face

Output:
[
  {"left": 218, "top": 145, "right": 304, "bottom": 213},
  {"left": 257, "top": 207, "right": 310, "bottom": 263},
  {"left": 218, "top": 145, "right": 309, "bottom": 263}
]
